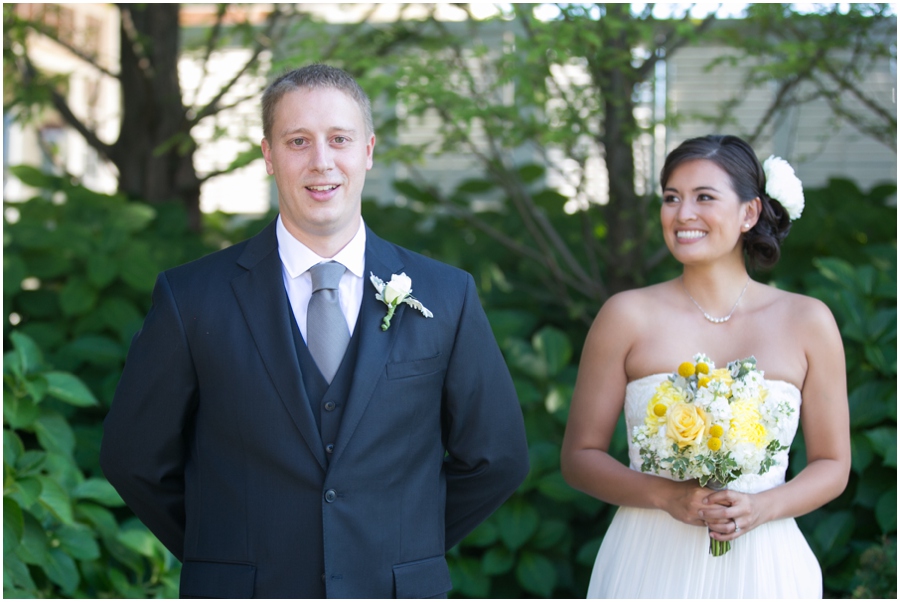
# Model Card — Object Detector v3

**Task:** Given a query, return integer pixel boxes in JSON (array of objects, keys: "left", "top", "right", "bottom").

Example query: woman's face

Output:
[{"left": 660, "top": 159, "right": 759, "bottom": 267}]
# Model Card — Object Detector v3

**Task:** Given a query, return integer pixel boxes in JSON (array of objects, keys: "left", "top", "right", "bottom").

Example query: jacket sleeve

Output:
[
  {"left": 442, "top": 273, "right": 529, "bottom": 550},
  {"left": 100, "top": 272, "right": 197, "bottom": 561}
]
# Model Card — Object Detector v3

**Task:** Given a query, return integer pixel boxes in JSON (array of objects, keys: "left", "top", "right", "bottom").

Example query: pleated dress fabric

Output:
[{"left": 586, "top": 375, "right": 822, "bottom": 599}]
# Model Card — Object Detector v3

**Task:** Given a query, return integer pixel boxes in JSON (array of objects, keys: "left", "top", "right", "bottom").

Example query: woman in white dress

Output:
[{"left": 561, "top": 135, "right": 851, "bottom": 598}]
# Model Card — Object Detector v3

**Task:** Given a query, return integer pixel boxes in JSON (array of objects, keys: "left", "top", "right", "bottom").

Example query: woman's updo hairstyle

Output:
[{"left": 659, "top": 135, "right": 792, "bottom": 270}]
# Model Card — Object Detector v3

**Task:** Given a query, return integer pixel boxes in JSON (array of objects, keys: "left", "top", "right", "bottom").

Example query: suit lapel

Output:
[
  {"left": 230, "top": 220, "right": 328, "bottom": 471},
  {"left": 330, "top": 228, "right": 405, "bottom": 465}
]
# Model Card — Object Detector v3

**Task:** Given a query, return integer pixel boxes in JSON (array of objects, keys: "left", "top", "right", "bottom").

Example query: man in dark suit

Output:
[{"left": 100, "top": 64, "right": 529, "bottom": 598}]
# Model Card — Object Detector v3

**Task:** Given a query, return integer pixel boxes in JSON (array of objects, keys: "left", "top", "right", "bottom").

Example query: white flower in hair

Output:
[{"left": 763, "top": 156, "right": 805, "bottom": 220}]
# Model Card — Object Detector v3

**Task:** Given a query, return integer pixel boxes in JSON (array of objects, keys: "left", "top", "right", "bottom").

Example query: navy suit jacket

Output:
[{"left": 100, "top": 220, "right": 529, "bottom": 598}]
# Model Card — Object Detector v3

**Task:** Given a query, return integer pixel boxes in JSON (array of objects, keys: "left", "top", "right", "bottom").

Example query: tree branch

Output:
[{"left": 21, "top": 18, "right": 119, "bottom": 79}]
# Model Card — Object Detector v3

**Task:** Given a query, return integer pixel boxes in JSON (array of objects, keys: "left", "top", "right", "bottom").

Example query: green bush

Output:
[{"left": 3, "top": 330, "right": 180, "bottom": 597}]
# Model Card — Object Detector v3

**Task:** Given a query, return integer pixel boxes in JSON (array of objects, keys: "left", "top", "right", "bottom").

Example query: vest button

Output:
[
  {"left": 326, "top": 443, "right": 334, "bottom": 454},
  {"left": 324, "top": 400, "right": 336, "bottom": 411},
  {"left": 324, "top": 489, "right": 337, "bottom": 503}
]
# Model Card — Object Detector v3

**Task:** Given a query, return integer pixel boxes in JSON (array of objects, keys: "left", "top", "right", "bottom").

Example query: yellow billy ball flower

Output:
[
  {"left": 698, "top": 376, "right": 711, "bottom": 388},
  {"left": 653, "top": 403, "right": 668, "bottom": 417},
  {"left": 678, "top": 362, "right": 696, "bottom": 378},
  {"left": 707, "top": 437, "right": 722, "bottom": 451},
  {"left": 709, "top": 424, "right": 724, "bottom": 438},
  {"left": 696, "top": 362, "right": 710, "bottom": 375}
]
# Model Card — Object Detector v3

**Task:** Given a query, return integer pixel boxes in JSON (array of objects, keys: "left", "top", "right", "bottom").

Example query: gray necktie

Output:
[{"left": 307, "top": 261, "right": 350, "bottom": 384}]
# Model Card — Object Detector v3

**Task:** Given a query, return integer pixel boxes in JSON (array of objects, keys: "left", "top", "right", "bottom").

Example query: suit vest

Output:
[{"left": 288, "top": 306, "right": 362, "bottom": 464}]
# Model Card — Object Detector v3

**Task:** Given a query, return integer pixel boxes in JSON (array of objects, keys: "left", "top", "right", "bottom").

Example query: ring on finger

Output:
[{"left": 733, "top": 519, "right": 741, "bottom": 533}]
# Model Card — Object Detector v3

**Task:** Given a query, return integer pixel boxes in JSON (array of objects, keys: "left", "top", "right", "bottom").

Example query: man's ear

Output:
[{"left": 261, "top": 138, "right": 275, "bottom": 175}]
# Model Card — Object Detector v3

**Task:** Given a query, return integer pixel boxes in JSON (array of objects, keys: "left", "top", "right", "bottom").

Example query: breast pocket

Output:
[{"left": 386, "top": 353, "right": 444, "bottom": 380}]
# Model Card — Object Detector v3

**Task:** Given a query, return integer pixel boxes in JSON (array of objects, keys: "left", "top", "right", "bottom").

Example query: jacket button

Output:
[
  {"left": 325, "top": 443, "right": 334, "bottom": 454},
  {"left": 324, "top": 489, "right": 337, "bottom": 503},
  {"left": 324, "top": 401, "right": 336, "bottom": 411}
]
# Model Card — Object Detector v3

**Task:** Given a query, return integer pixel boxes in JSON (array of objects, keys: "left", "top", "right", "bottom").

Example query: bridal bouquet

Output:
[{"left": 632, "top": 354, "right": 793, "bottom": 556}]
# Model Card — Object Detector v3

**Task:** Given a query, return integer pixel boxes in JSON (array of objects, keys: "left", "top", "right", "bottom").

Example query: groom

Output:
[{"left": 100, "top": 64, "right": 529, "bottom": 598}]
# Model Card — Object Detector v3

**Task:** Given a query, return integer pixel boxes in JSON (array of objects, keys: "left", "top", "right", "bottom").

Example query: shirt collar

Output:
[{"left": 276, "top": 216, "right": 367, "bottom": 279}]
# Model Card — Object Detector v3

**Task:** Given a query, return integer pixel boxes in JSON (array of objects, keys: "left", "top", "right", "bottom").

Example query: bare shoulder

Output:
[
  {"left": 585, "top": 283, "right": 671, "bottom": 349},
  {"left": 760, "top": 285, "right": 838, "bottom": 331}
]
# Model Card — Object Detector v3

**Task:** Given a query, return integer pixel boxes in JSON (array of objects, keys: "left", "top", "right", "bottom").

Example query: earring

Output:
[{"left": 743, "top": 224, "right": 750, "bottom": 231}]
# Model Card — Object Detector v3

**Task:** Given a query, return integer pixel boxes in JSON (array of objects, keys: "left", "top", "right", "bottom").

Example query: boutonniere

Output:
[{"left": 369, "top": 272, "right": 433, "bottom": 331}]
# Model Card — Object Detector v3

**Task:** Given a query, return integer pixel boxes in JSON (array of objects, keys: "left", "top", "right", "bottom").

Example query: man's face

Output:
[{"left": 261, "top": 87, "right": 375, "bottom": 248}]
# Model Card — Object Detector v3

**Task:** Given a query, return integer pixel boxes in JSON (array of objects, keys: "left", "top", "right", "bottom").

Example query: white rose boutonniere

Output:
[
  {"left": 370, "top": 272, "right": 433, "bottom": 331},
  {"left": 763, "top": 155, "right": 805, "bottom": 220}
]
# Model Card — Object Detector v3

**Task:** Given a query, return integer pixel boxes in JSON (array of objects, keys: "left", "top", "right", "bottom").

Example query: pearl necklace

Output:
[{"left": 680, "top": 276, "right": 751, "bottom": 324}]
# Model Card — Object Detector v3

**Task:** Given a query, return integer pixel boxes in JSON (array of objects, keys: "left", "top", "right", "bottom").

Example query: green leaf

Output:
[
  {"left": 86, "top": 254, "right": 119, "bottom": 288},
  {"left": 109, "top": 202, "right": 156, "bottom": 233},
  {"left": 10, "top": 331, "right": 44, "bottom": 376},
  {"left": 481, "top": 545, "right": 515, "bottom": 575},
  {"left": 875, "top": 488, "right": 897, "bottom": 533},
  {"left": 56, "top": 523, "right": 100, "bottom": 560},
  {"left": 44, "top": 372, "right": 98, "bottom": 407},
  {"left": 44, "top": 548, "right": 80, "bottom": 594},
  {"left": 117, "top": 528, "right": 158, "bottom": 557},
  {"left": 21, "top": 375, "right": 49, "bottom": 405},
  {"left": 6, "top": 478, "right": 42, "bottom": 519},
  {"left": 60, "top": 335, "right": 123, "bottom": 367},
  {"left": 864, "top": 427, "right": 897, "bottom": 467},
  {"left": 849, "top": 381, "right": 895, "bottom": 428},
  {"left": 812, "top": 511, "right": 855, "bottom": 555},
  {"left": 58, "top": 277, "right": 98, "bottom": 316},
  {"left": 455, "top": 178, "right": 496, "bottom": 194},
  {"left": 537, "top": 470, "right": 580, "bottom": 502},
  {"left": 532, "top": 326, "right": 571, "bottom": 378},
  {"left": 4, "top": 430, "right": 25, "bottom": 467},
  {"left": 448, "top": 556, "right": 490, "bottom": 598},
  {"left": 461, "top": 518, "right": 498, "bottom": 547},
  {"left": 75, "top": 503, "right": 120, "bottom": 539},
  {"left": 494, "top": 498, "right": 539, "bottom": 550},
  {"left": 9, "top": 164, "right": 63, "bottom": 189},
  {"left": 72, "top": 478, "right": 124, "bottom": 507},
  {"left": 4, "top": 498, "right": 24, "bottom": 554},
  {"left": 531, "top": 518, "right": 568, "bottom": 550},
  {"left": 850, "top": 432, "right": 874, "bottom": 475},
  {"left": 3, "top": 553, "right": 37, "bottom": 593},
  {"left": 34, "top": 412, "right": 76, "bottom": 458},
  {"left": 3, "top": 390, "right": 40, "bottom": 430},
  {"left": 576, "top": 537, "right": 604, "bottom": 566},
  {"left": 36, "top": 475, "right": 73, "bottom": 525},
  {"left": 515, "top": 550, "right": 557, "bottom": 597},
  {"left": 16, "top": 512, "right": 50, "bottom": 565},
  {"left": 117, "top": 243, "right": 159, "bottom": 292}
]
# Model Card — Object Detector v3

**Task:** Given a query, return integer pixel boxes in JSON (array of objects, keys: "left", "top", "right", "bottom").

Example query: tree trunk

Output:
[
  {"left": 592, "top": 4, "right": 645, "bottom": 295},
  {"left": 111, "top": 3, "right": 202, "bottom": 230}
]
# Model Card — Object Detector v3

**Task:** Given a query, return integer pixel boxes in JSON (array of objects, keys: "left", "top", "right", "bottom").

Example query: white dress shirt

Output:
[{"left": 276, "top": 216, "right": 366, "bottom": 342}]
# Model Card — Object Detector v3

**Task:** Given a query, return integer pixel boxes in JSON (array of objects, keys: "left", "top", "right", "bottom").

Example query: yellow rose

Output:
[
  {"left": 666, "top": 403, "right": 708, "bottom": 448},
  {"left": 645, "top": 381, "right": 685, "bottom": 425}
]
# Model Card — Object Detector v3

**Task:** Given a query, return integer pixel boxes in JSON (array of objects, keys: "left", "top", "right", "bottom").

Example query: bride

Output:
[{"left": 561, "top": 135, "right": 850, "bottom": 598}]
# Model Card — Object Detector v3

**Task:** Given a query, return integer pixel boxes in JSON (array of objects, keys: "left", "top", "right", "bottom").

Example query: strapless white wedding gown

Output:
[{"left": 587, "top": 374, "right": 822, "bottom": 599}]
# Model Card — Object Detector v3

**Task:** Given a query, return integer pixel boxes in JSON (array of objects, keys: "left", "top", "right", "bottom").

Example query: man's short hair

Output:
[{"left": 261, "top": 64, "right": 374, "bottom": 140}]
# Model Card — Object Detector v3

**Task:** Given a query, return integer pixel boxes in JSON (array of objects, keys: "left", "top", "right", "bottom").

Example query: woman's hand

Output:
[
  {"left": 699, "top": 489, "right": 764, "bottom": 541},
  {"left": 659, "top": 480, "right": 723, "bottom": 527}
]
